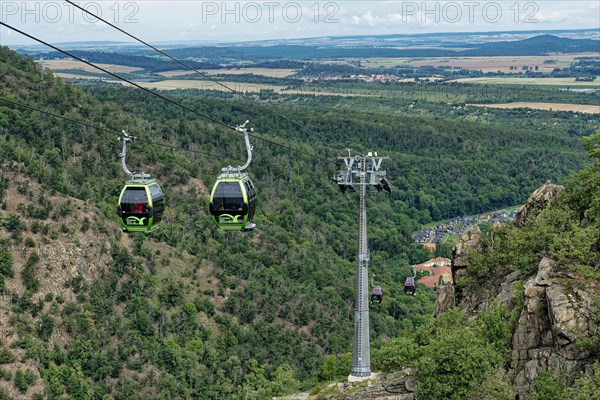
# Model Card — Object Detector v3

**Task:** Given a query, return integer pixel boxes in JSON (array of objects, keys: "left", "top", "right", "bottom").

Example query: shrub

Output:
[
  {"left": 0, "top": 348, "right": 16, "bottom": 364},
  {"left": 0, "top": 249, "right": 13, "bottom": 277},
  {"left": 14, "top": 369, "right": 36, "bottom": 393}
]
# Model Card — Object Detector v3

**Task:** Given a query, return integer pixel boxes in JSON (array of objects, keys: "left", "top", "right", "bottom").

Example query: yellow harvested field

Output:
[
  {"left": 362, "top": 58, "right": 412, "bottom": 67},
  {"left": 468, "top": 102, "right": 600, "bottom": 114},
  {"left": 157, "top": 70, "right": 196, "bottom": 78},
  {"left": 449, "top": 77, "right": 600, "bottom": 86},
  {"left": 136, "top": 80, "right": 287, "bottom": 92},
  {"left": 135, "top": 80, "right": 369, "bottom": 97},
  {"left": 53, "top": 73, "right": 107, "bottom": 80},
  {"left": 47, "top": 72, "right": 371, "bottom": 97},
  {"left": 37, "top": 59, "right": 142, "bottom": 73},
  {"left": 407, "top": 55, "right": 582, "bottom": 73},
  {"left": 158, "top": 68, "right": 297, "bottom": 78}
]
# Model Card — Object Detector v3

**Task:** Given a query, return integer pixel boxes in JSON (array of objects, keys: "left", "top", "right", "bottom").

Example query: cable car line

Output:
[
  {"left": 64, "top": 0, "right": 235, "bottom": 94},
  {"left": 0, "top": 21, "right": 335, "bottom": 166},
  {"left": 0, "top": 96, "right": 218, "bottom": 158},
  {"left": 64, "top": 0, "right": 338, "bottom": 154}
]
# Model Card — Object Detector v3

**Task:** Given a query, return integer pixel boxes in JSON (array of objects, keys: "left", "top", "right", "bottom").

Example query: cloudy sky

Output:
[{"left": 0, "top": 1, "right": 599, "bottom": 45}]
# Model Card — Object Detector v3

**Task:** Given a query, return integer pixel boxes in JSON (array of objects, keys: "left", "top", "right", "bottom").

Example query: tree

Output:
[
  {"left": 415, "top": 310, "right": 504, "bottom": 400},
  {"left": 564, "top": 363, "right": 600, "bottom": 400},
  {"left": 271, "top": 364, "right": 299, "bottom": 396},
  {"left": 239, "top": 359, "right": 272, "bottom": 400},
  {"left": 529, "top": 371, "right": 565, "bottom": 400}
]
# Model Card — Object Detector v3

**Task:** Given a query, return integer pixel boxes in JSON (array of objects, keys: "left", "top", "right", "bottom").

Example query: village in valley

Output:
[
  {"left": 411, "top": 209, "right": 520, "bottom": 291},
  {"left": 412, "top": 256, "right": 452, "bottom": 290},
  {"left": 412, "top": 209, "right": 519, "bottom": 245}
]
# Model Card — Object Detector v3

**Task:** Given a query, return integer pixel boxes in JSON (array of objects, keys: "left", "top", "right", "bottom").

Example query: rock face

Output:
[
  {"left": 451, "top": 225, "right": 482, "bottom": 269},
  {"left": 514, "top": 181, "right": 564, "bottom": 228},
  {"left": 433, "top": 283, "right": 453, "bottom": 317},
  {"left": 436, "top": 182, "right": 599, "bottom": 398},
  {"left": 509, "top": 257, "right": 598, "bottom": 398}
]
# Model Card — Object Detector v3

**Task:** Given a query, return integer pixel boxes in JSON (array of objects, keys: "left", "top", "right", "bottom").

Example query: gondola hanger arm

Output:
[
  {"left": 120, "top": 130, "right": 149, "bottom": 180},
  {"left": 223, "top": 120, "right": 253, "bottom": 174}
]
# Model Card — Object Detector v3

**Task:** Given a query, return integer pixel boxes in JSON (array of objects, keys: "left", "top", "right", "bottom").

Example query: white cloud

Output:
[{"left": 350, "top": 10, "right": 382, "bottom": 27}]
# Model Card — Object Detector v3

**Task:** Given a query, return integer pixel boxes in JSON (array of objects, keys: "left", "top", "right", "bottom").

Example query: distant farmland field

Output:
[
  {"left": 135, "top": 79, "right": 287, "bottom": 92},
  {"left": 407, "top": 55, "right": 582, "bottom": 73},
  {"left": 37, "top": 60, "right": 142, "bottom": 73},
  {"left": 450, "top": 76, "right": 600, "bottom": 87},
  {"left": 469, "top": 102, "right": 600, "bottom": 114},
  {"left": 128, "top": 80, "right": 370, "bottom": 97},
  {"left": 158, "top": 68, "right": 298, "bottom": 78}
]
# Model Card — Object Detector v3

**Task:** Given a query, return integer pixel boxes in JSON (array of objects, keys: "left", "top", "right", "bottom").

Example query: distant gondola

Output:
[
  {"left": 403, "top": 277, "right": 416, "bottom": 296},
  {"left": 371, "top": 287, "right": 383, "bottom": 304}
]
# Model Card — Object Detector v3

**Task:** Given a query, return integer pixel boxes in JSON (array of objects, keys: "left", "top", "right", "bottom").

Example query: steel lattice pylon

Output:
[{"left": 333, "top": 151, "right": 391, "bottom": 380}]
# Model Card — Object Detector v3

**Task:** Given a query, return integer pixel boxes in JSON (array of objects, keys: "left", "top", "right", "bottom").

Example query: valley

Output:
[{"left": 0, "top": 25, "right": 599, "bottom": 400}]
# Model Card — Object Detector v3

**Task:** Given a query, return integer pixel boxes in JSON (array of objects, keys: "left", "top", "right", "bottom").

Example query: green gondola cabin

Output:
[
  {"left": 209, "top": 174, "right": 256, "bottom": 231},
  {"left": 117, "top": 179, "right": 164, "bottom": 232}
]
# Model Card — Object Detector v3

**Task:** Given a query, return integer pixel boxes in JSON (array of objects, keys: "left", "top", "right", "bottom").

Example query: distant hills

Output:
[
  {"left": 462, "top": 34, "right": 600, "bottom": 56},
  {"left": 29, "top": 34, "right": 599, "bottom": 65}
]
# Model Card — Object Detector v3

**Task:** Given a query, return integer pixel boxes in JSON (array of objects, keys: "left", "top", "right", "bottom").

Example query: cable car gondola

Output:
[
  {"left": 404, "top": 277, "right": 416, "bottom": 296},
  {"left": 117, "top": 179, "right": 164, "bottom": 232},
  {"left": 371, "top": 287, "right": 383, "bottom": 304},
  {"left": 116, "top": 131, "right": 165, "bottom": 233},
  {"left": 209, "top": 121, "right": 256, "bottom": 232},
  {"left": 370, "top": 274, "right": 383, "bottom": 304},
  {"left": 209, "top": 174, "right": 256, "bottom": 231}
]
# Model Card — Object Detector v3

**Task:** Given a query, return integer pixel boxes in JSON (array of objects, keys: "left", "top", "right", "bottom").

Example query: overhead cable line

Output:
[
  {"left": 0, "top": 21, "right": 335, "bottom": 166},
  {"left": 64, "top": 0, "right": 236, "bottom": 94},
  {"left": 65, "top": 0, "right": 336, "bottom": 151},
  {"left": 0, "top": 96, "right": 217, "bottom": 158},
  {"left": 0, "top": 96, "right": 114, "bottom": 135}
]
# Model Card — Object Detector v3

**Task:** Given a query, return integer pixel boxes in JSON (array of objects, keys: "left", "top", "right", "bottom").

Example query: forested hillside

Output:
[{"left": 0, "top": 47, "right": 594, "bottom": 399}]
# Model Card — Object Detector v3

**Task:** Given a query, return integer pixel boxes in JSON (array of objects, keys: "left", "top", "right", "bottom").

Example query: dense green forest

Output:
[
  {"left": 0, "top": 47, "right": 597, "bottom": 399},
  {"left": 38, "top": 50, "right": 220, "bottom": 72}
]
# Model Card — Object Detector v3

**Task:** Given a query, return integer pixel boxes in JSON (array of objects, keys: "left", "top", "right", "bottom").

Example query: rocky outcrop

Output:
[
  {"left": 514, "top": 181, "right": 564, "bottom": 228},
  {"left": 436, "top": 181, "right": 599, "bottom": 399},
  {"left": 509, "top": 257, "right": 598, "bottom": 398},
  {"left": 451, "top": 225, "right": 482, "bottom": 269},
  {"left": 322, "top": 370, "right": 416, "bottom": 400},
  {"left": 433, "top": 283, "right": 453, "bottom": 316}
]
